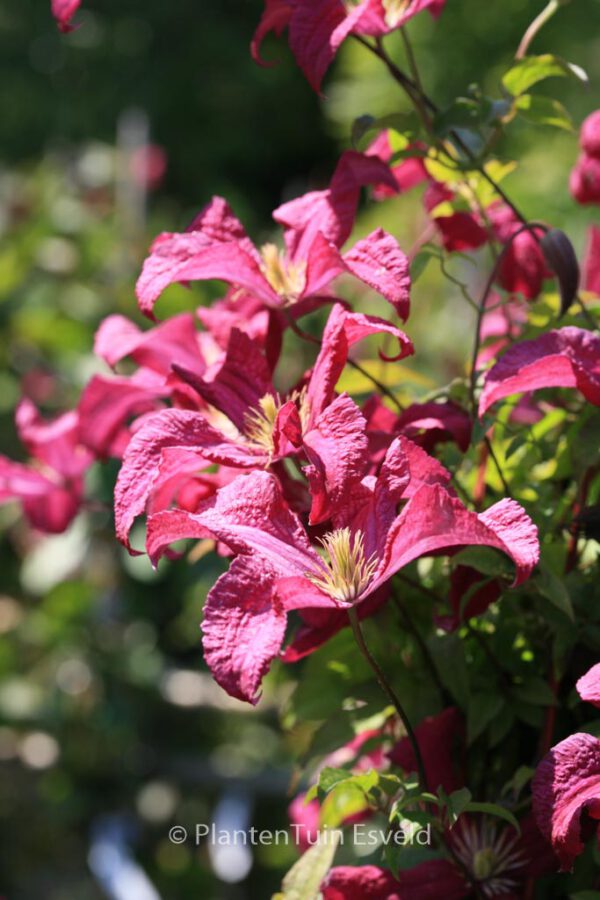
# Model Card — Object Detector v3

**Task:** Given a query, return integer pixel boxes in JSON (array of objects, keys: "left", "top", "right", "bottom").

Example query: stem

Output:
[
  {"left": 392, "top": 588, "right": 450, "bottom": 704},
  {"left": 484, "top": 434, "right": 511, "bottom": 497},
  {"left": 516, "top": 0, "right": 560, "bottom": 59},
  {"left": 347, "top": 606, "right": 428, "bottom": 792}
]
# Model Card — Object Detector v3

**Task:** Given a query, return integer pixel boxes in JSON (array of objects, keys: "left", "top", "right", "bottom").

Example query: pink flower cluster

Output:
[{"left": 571, "top": 111, "right": 600, "bottom": 205}]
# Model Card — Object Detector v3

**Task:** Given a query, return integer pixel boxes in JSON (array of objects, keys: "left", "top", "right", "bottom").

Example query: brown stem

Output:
[{"left": 347, "top": 606, "right": 428, "bottom": 792}]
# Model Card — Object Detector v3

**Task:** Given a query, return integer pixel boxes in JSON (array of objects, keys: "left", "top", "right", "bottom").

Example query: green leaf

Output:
[
  {"left": 535, "top": 561, "right": 574, "bottom": 621},
  {"left": 502, "top": 54, "right": 588, "bottom": 97},
  {"left": 445, "top": 787, "right": 473, "bottom": 827},
  {"left": 272, "top": 831, "right": 341, "bottom": 900},
  {"left": 464, "top": 801, "right": 520, "bottom": 834},
  {"left": 512, "top": 676, "right": 556, "bottom": 706},
  {"left": 515, "top": 95, "right": 573, "bottom": 131},
  {"left": 467, "top": 693, "right": 505, "bottom": 744}
]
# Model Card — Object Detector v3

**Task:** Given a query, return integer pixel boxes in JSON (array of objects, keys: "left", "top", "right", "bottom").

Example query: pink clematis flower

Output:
[
  {"left": 252, "top": 0, "right": 447, "bottom": 93},
  {"left": 77, "top": 312, "right": 218, "bottom": 458},
  {"left": 0, "top": 398, "right": 93, "bottom": 533},
  {"left": 323, "top": 861, "right": 466, "bottom": 900},
  {"left": 571, "top": 111, "right": 600, "bottom": 206},
  {"left": 532, "top": 732, "right": 600, "bottom": 871},
  {"left": 576, "top": 663, "right": 600, "bottom": 708},
  {"left": 583, "top": 225, "right": 600, "bottom": 296},
  {"left": 51, "top": 0, "right": 81, "bottom": 32},
  {"left": 114, "top": 304, "right": 412, "bottom": 550},
  {"left": 479, "top": 326, "right": 600, "bottom": 418},
  {"left": 146, "top": 435, "right": 538, "bottom": 702},
  {"left": 136, "top": 155, "right": 409, "bottom": 322}
]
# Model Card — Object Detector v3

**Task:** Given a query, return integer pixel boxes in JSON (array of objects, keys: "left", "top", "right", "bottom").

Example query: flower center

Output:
[
  {"left": 382, "top": 0, "right": 412, "bottom": 28},
  {"left": 307, "top": 528, "right": 377, "bottom": 604},
  {"left": 243, "top": 389, "right": 311, "bottom": 455},
  {"left": 243, "top": 393, "right": 280, "bottom": 453},
  {"left": 260, "top": 243, "right": 306, "bottom": 304},
  {"left": 452, "top": 820, "right": 526, "bottom": 897}
]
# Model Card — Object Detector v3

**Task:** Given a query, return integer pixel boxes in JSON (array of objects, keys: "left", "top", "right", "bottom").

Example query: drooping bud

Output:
[{"left": 540, "top": 228, "right": 580, "bottom": 316}]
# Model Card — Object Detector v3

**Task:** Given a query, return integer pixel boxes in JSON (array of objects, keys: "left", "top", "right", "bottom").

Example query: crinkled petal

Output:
[
  {"left": 373, "top": 484, "right": 538, "bottom": 594},
  {"left": 577, "top": 663, "right": 600, "bottom": 708},
  {"left": 308, "top": 304, "right": 413, "bottom": 419},
  {"left": 0, "top": 456, "right": 80, "bottom": 533},
  {"left": 343, "top": 228, "right": 411, "bottom": 319},
  {"left": 274, "top": 151, "right": 397, "bottom": 259},
  {"left": 479, "top": 327, "right": 600, "bottom": 417},
  {"left": 173, "top": 328, "right": 274, "bottom": 431},
  {"left": 78, "top": 373, "right": 167, "bottom": 458},
  {"left": 532, "top": 732, "right": 600, "bottom": 871},
  {"left": 304, "top": 394, "right": 369, "bottom": 525},
  {"left": 322, "top": 860, "right": 466, "bottom": 900},
  {"left": 202, "top": 556, "right": 287, "bottom": 703},
  {"left": 286, "top": 0, "right": 352, "bottom": 93},
  {"left": 95, "top": 312, "right": 204, "bottom": 376},
  {"left": 114, "top": 409, "right": 266, "bottom": 549}
]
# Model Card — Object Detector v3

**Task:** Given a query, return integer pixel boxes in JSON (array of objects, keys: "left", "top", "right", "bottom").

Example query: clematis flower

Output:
[
  {"left": 52, "top": 0, "right": 81, "bottom": 32},
  {"left": 583, "top": 225, "right": 600, "bottom": 296},
  {"left": 0, "top": 398, "right": 92, "bottom": 533},
  {"left": 77, "top": 312, "right": 218, "bottom": 459},
  {"left": 322, "top": 861, "right": 466, "bottom": 900},
  {"left": 580, "top": 110, "right": 600, "bottom": 158},
  {"left": 136, "top": 155, "right": 410, "bottom": 322},
  {"left": 146, "top": 434, "right": 538, "bottom": 702},
  {"left": 479, "top": 327, "right": 600, "bottom": 417},
  {"left": 576, "top": 663, "right": 600, "bottom": 708},
  {"left": 487, "top": 205, "right": 551, "bottom": 301},
  {"left": 570, "top": 154, "right": 600, "bottom": 206},
  {"left": 388, "top": 707, "right": 465, "bottom": 794},
  {"left": 252, "top": 0, "right": 447, "bottom": 93},
  {"left": 532, "top": 732, "right": 600, "bottom": 871},
  {"left": 114, "top": 304, "right": 412, "bottom": 549}
]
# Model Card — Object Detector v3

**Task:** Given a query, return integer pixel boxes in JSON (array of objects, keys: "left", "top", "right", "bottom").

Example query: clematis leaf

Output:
[
  {"left": 515, "top": 95, "right": 574, "bottom": 132},
  {"left": 272, "top": 830, "right": 341, "bottom": 900},
  {"left": 502, "top": 54, "right": 588, "bottom": 97}
]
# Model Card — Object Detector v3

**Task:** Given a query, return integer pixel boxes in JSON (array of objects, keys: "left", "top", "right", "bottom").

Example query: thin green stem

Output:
[
  {"left": 392, "top": 588, "right": 450, "bottom": 703},
  {"left": 347, "top": 606, "right": 428, "bottom": 792}
]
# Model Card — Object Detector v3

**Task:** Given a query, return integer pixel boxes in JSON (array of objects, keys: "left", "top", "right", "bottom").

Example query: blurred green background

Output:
[{"left": 0, "top": 1, "right": 599, "bottom": 897}]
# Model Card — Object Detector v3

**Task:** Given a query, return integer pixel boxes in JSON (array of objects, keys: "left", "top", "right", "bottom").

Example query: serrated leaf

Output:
[
  {"left": 273, "top": 831, "right": 341, "bottom": 900},
  {"left": 515, "top": 95, "right": 574, "bottom": 131},
  {"left": 502, "top": 54, "right": 588, "bottom": 97}
]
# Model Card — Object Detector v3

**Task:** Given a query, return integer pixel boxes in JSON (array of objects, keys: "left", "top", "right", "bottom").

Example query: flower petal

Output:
[
  {"left": 583, "top": 225, "right": 600, "bottom": 296},
  {"left": 389, "top": 708, "right": 465, "bottom": 794},
  {"left": 343, "top": 228, "right": 411, "bottom": 319},
  {"left": 322, "top": 860, "right": 465, "bottom": 900},
  {"left": 576, "top": 663, "right": 600, "bottom": 708},
  {"left": 52, "top": 0, "right": 80, "bottom": 32},
  {"left": 532, "top": 732, "right": 600, "bottom": 871},
  {"left": 202, "top": 556, "right": 287, "bottom": 703},
  {"left": 94, "top": 312, "right": 204, "bottom": 375},
  {"left": 479, "top": 327, "right": 600, "bottom": 417}
]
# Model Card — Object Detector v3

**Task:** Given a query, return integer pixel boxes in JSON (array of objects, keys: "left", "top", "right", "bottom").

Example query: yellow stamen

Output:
[
  {"left": 243, "top": 388, "right": 312, "bottom": 455},
  {"left": 307, "top": 528, "right": 377, "bottom": 604},
  {"left": 382, "top": 0, "right": 412, "bottom": 27},
  {"left": 243, "top": 394, "right": 280, "bottom": 453},
  {"left": 260, "top": 243, "right": 306, "bottom": 305}
]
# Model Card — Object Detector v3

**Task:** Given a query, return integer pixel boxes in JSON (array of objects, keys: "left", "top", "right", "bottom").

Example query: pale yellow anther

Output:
[
  {"left": 243, "top": 393, "right": 280, "bottom": 453},
  {"left": 382, "top": 0, "right": 412, "bottom": 27},
  {"left": 307, "top": 528, "right": 377, "bottom": 604},
  {"left": 260, "top": 243, "right": 306, "bottom": 305}
]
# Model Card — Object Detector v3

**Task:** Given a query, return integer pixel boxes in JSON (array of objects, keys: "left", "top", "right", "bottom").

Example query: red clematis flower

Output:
[
  {"left": 576, "top": 663, "right": 600, "bottom": 708},
  {"left": 532, "top": 732, "right": 600, "bottom": 871},
  {"left": 0, "top": 398, "right": 93, "bottom": 533},
  {"left": 51, "top": 0, "right": 81, "bottom": 32},
  {"left": 583, "top": 225, "right": 600, "bottom": 296},
  {"left": 114, "top": 304, "right": 412, "bottom": 551},
  {"left": 136, "top": 154, "right": 410, "bottom": 322},
  {"left": 479, "top": 326, "right": 600, "bottom": 418},
  {"left": 252, "top": 0, "right": 447, "bottom": 93},
  {"left": 146, "top": 433, "right": 538, "bottom": 702}
]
